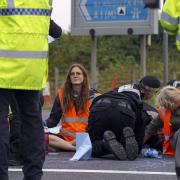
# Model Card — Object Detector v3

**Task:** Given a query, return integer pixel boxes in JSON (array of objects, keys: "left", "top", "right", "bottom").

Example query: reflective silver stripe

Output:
[
  {"left": 161, "top": 12, "right": 178, "bottom": 25},
  {"left": 0, "top": 50, "right": 48, "bottom": 59},
  {"left": 164, "top": 28, "right": 177, "bottom": 34},
  {"left": 60, "top": 128, "right": 76, "bottom": 138},
  {"left": 63, "top": 117, "right": 88, "bottom": 123},
  {"left": 159, "top": 107, "right": 165, "bottom": 119},
  {"left": 7, "top": 0, "right": 15, "bottom": 8},
  {"left": 89, "top": 93, "right": 96, "bottom": 100},
  {"left": 141, "top": 82, "right": 159, "bottom": 92},
  {"left": 164, "top": 135, "right": 170, "bottom": 141},
  {"left": 163, "top": 148, "right": 167, "bottom": 154},
  {"left": 176, "top": 34, "right": 180, "bottom": 41}
]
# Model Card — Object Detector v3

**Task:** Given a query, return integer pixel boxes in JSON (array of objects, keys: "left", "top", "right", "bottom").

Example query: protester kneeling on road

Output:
[{"left": 87, "top": 76, "right": 160, "bottom": 160}]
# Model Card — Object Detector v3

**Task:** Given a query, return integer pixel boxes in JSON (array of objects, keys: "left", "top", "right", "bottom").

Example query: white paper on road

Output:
[{"left": 70, "top": 132, "right": 92, "bottom": 161}]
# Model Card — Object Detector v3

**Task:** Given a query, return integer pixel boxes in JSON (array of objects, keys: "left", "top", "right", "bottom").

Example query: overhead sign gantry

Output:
[{"left": 71, "top": 0, "right": 159, "bottom": 36}]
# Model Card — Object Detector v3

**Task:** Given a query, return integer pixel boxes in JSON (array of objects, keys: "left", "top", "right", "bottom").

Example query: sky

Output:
[{"left": 51, "top": 0, "right": 71, "bottom": 32}]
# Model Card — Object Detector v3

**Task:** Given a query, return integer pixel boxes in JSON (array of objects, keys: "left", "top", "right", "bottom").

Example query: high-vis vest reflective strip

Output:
[
  {"left": 160, "top": 12, "right": 178, "bottom": 35},
  {"left": 160, "top": 0, "right": 180, "bottom": 50},
  {"left": 58, "top": 89, "right": 93, "bottom": 142},
  {"left": 0, "top": 0, "right": 51, "bottom": 90},
  {"left": 0, "top": 50, "right": 48, "bottom": 59},
  {"left": 158, "top": 107, "right": 175, "bottom": 155}
]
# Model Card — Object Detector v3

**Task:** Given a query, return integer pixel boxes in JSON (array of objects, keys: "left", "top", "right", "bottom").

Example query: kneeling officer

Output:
[{"left": 87, "top": 76, "right": 160, "bottom": 160}]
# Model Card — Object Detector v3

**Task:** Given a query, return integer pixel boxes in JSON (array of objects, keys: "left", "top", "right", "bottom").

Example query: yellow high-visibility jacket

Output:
[
  {"left": 0, "top": 0, "right": 51, "bottom": 90},
  {"left": 160, "top": 0, "right": 180, "bottom": 50}
]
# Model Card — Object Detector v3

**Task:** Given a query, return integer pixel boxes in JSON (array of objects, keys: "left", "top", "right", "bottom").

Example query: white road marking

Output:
[{"left": 9, "top": 168, "right": 176, "bottom": 176}]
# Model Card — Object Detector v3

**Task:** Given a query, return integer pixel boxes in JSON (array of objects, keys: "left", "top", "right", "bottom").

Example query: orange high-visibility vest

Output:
[
  {"left": 158, "top": 107, "right": 175, "bottom": 155},
  {"left": 58, "top": 89, "right": 98, "bottom": 142}
]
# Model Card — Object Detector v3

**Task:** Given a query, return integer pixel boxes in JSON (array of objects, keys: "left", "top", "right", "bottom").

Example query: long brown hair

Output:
[{"left": 61, "top": 64, "right": 89, "bottom": 113}]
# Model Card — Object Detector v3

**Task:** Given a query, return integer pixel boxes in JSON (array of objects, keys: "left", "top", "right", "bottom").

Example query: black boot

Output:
[
  {"left": 103, "top": 130, "right": 127, "bottom": 160},
  {"left": 8, "top": 152, "right": 23, "bottom": 166},
  {"left": 123, "top": 127, "right": 138, "bottom": 160}
]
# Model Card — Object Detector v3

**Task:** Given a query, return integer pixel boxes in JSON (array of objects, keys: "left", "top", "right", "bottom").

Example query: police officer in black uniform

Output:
[{"left": 87, "top": 76, "right": 160, "bottom": 160}]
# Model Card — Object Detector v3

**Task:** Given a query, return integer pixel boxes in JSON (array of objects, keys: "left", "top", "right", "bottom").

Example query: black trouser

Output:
[
  {"left": 87, "top": 104, "right": 136, "bottom": 157},
  {"left": 9, "top": 95, "right": 21, "bottom": 154},
  {"left": 9, "top": 91, "right": 43, "bottom": 156},
  {"left": 0, "top": 89, "right": 45, "bottom": 180}
]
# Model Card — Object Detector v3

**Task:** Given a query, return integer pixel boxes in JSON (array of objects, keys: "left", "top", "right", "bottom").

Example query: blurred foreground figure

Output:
[{"left": 0, "top": 1, "right": 52, "bottom": 179}]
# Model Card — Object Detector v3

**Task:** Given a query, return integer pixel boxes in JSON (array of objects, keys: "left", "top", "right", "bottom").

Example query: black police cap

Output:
[{"left": 139, "top": 76, "right": 160, "bottom": 91}]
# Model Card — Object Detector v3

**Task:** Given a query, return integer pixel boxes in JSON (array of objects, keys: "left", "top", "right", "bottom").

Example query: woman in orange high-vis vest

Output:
[
  {"left": 144, "top": 86, "right": 180, "bottom": 179},
  {"left": 144, "top": 86, "right": 180, "bottom": 154},
  {"left": 44, "top": 64, "right": 100, "bottom": 151}
]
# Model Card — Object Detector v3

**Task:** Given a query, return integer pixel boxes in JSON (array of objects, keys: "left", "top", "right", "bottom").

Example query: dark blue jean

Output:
[{"left": 0, "top": 89, "right": 45, "bottom": 180}]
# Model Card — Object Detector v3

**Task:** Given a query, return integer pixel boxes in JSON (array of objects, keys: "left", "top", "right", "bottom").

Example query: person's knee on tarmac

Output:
[
  {"left": 92, "top": 127, "right": 139, "bottom": 161},
  {"left": 123, "top": 127, "right": 138, "bottom": 160},
  {"left": 103, "top": 130, "right": 127, "bottom": 160}
]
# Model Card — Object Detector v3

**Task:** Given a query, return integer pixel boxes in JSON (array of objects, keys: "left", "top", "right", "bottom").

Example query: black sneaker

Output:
[
  {"left": 103, "top": 130, "right": 127, "bottom": 160},
  {"left": 123, "top": 127, "right": 138, "bottom": 160}
]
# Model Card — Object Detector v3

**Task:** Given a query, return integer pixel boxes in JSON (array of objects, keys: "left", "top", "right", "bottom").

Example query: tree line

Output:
[{"left": 49, "top": 25, "right": 180, "bottom": 92}]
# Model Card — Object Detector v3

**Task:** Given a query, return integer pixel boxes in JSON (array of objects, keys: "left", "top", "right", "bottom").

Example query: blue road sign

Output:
[{"left": 80, "top": 0, "right": 148, "bottom": 22}]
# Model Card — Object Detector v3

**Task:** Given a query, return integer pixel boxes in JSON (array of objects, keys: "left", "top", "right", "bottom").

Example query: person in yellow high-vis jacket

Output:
[
  {"left": 160, "top": 0, "right": 180, "bottom": 50},
  {"left": 0, "top": 1, "right": 52, "bottom": 180}
]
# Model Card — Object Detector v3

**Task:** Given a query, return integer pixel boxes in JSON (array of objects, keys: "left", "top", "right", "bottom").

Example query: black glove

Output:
[{"left": 49, "top": 19, "right": 62, "bottom": 39}]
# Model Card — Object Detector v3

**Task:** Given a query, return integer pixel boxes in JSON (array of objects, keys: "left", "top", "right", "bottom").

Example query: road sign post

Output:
[{"left": 90, "top": 29, "right": 98, "bottom": 88}]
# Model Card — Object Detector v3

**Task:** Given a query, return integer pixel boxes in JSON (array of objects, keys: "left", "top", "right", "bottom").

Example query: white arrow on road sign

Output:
[{"left": 80, "top": 0, "right": 92, "bottom": 20}]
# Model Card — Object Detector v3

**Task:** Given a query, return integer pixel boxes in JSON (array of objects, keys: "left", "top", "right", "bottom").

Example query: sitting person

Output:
[
  {"left": 143, "top": 86, "right": 180, "bottom": 179},
  {"left": 87, "top": 75, "right": 160, "bottom": 160},
  {"left": 142, "top": 102, "right": 163, "bottom": 151},
  {"left": 44, "top": 64, "right": 100, "bottom": 151}
]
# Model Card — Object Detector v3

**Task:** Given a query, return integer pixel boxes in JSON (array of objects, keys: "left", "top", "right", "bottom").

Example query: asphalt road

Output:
[
  {"left": 8, "top": 110, "right": 177, "bottom": 180},
  {"left": 9, "top": 152, "right": 176, "bottom": 180}
]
